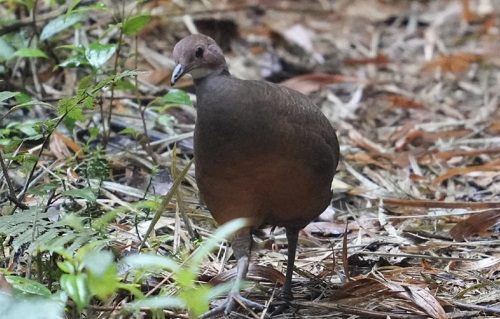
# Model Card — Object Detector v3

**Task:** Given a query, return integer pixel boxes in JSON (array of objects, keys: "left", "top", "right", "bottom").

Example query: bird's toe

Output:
[{"left": 200, "top": 292, "right": 265, "bottom": 318}]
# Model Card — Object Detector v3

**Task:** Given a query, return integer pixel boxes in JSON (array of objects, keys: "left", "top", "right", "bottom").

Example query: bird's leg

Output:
[
  {"left": 200, "top": 227, "right": 264, "bottom": 318},
  {"left": 283, "top": 227, "right": 299, "bottom": 300},
  {"left": 272, "top": 227, "right": 299, "bottom": 314}
]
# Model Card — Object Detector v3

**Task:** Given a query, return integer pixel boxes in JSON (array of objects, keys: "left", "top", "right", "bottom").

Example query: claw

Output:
[
  {"left": 200, "top": 253, "right": 265, "bottom": 318},
  {"left": 200, "top": 291, "right": 265, "bottom": 318}
]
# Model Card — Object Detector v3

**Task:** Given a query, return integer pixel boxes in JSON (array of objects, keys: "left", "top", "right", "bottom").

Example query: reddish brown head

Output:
[{"left": 171, "top": 34, "right": 228, "bottom": 85}]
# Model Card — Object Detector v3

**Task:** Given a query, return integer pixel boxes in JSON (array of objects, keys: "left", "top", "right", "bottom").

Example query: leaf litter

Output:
[{"left": 0, "top": 0, "right": 499, "bottom": 318}]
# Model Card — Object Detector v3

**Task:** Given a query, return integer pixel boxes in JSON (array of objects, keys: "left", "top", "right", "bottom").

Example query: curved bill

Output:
[{"left": 171, "top": 64, "right": 185, "bottom": 86}]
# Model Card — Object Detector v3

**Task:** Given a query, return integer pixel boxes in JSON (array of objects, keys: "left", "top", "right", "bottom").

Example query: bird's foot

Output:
[
  {"left": 200, "top": 292, "right": 265, "bottom": 319},
  {"left": 269, "top": 291, "right": 294, "bottom": 315}
]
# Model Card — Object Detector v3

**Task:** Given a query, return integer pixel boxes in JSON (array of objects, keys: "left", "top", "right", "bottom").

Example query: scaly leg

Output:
[
  {"left": 273, "top": 227, "right": 299, "bottom": 314},
  {"left": 200, "top": 227, "right": 264, "bottom": 318},
  {"left": 283, "top": 227, "right": 299, "bottom": 300}
]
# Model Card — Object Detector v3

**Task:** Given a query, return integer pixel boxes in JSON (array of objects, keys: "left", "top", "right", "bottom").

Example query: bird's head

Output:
[{"left": 171, "top": 34, "right": 227, "bottom": 86}]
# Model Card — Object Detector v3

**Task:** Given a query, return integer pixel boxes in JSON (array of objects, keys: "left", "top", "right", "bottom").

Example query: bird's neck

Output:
[{"left": 194, "top": 68, "right": 230, "bottom": 86}]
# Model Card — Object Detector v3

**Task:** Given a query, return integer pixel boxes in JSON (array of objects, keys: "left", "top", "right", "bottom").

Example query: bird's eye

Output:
[{"left": 195, "top": 47, "right": 204, "bottom": 58}]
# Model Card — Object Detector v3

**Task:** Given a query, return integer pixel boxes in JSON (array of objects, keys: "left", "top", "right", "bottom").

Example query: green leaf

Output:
[
  {"left": 17, "top": 0, "right": 35, "bottom": 10},
  {"left": 85, "top": 251, "right": 118, "bottom": 300},
  {"left": 56, "top": 44, "right": 86, "bottom": 53},
  {"left": 59, "top": 54, "right": 88, "bottom": 68},
  {"left": 175, "top": 269, "right": 196, "bottom": 288},
  {"left": 112, "top": 69, "right": 144, "bottom": 81},
  {"left": 114, "top": 79, "right": 136, "bottom": 91},
  {"left": 40, "top": 13, "right": 86, "bottom": 41},
  {"left": 60, "top": 214, "right": 85, "bottom": 231},
  {"left": 179, "top": 285, "right": 211, "bottom": 317},
  {"left": 63, "top": 115, "right": 77, "bottom": 134},
  {"left": 88, "top": 265, "right": 117, "bottom": 300},
  {"left": 28, "top": 182, "right": 60, "bottom": 196},
  {"left": 123, "top": 254, "right": 180, "bottom": 273},
  {"left": 82, "top": 96, "right": 95, "bottom": 109},
  {"left": 74, "top": 239, "right": 113, "bottom": 261},
  {"left": 0, "top": 37, "right": 16, "bottom": 62},
  {"left": 14, "top": 48, "right": 48, "bottom": 58},
  {"left": 119, "top": 127, "right": 139, "bottom": 135},
  {"left": 84, "top": 251, "right": 114, "bottom": 277},
  {"left": 6, "top": 276, "right": 52, "bottom": 297},
  {"left": 16, "top": 121, "right": 39, "bottom": 137},
  {"left": 85, "top": 43, "right": 116, "bottom": 69},
  {"left": 58, "top": 97, "right": 85, "bottom": 121},
  {"left": 77, "top": 75, "right": 93, "bottom": 91},
  {"left": 57, "top": 260, "right": 76, "bottom": 274},
  {"left": 189, "top": 218, "right": 248, "bottom": 271},
  {"left": 66, "top": 0, "right": 82, "bottom": 14},
  {"left": 60, "top": 273, "right": 90, "bottom": 311},
  {"left": 88, "top": 127, "right": 99, "bottom": 139},
  {"left": 63, "top": 188, "right": 96, "bottom": 202},
  {"left": 157, "top": 89, "right": 192, "bottom": 107},
  {"left": 72, "top": 3, "right": 107, "bottom": 13},
  {"left": 0, "top": 293, "right": 65, "bottom": 319},
  {"left": 157, "top": 114, "right": 176, "bottom": 128},
  {"left": 123, "top": 14, "right": 151, "bottom": 35},
  {"left": 129, "top": 296, "right": 184, "bottom": 310},
  {"left": 0, "top": 91, "right": 19, "bottom": 102},
  {"left": 14, "top": 92, "right": 31, "bottom": 104}
]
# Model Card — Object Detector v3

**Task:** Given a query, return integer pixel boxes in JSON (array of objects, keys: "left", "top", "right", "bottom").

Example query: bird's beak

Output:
[{"left": 171, "top": 64, "right": 185, "bottom": 86}]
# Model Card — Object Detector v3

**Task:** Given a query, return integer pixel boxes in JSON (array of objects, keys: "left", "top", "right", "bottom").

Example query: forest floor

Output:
[{"left": 1, "top": 0, "right": 499, "bottom": 318}]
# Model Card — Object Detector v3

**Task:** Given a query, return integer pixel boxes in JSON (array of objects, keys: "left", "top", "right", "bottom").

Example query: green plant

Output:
[
  {"left": 0, "top": 219, "right": 247, "bottom": 318},
  {"left": 53, "top": 240, "right": 141, "bottom": 312},
  {"left": 0, "top": 0, "right": 207, "bottom": 317},
  {"left": 124, "top": 218, "right": 247, "bottom": 318},
  {"left": 0, "top": 275, "right": 67, "bottom": 319}
]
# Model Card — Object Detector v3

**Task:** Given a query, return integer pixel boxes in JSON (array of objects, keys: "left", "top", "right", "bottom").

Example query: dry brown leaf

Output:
[
  {"left": 0, "top": 273, "right": 13, "bottom": 296},
  {"left": 381, "top": 198, "right": 500, "bottom": 210},
  {"left": 385, "top": 95, "right": 426, "bottom": 110},
  {"left": 480, "top": 15, "right": 497, "bottom": 34},
  {"left": 330, "top": 278, "right": 386, "bottom": 301},
  {"left": 461, "top": 0, "right": 477, "bottom": 23},
  {"left": 49, "top": 133, "right": 74, "bottom": 160},
  {"left": 433, "top": 158, "right": 500, "bottom": 185},
  {"left": 303, "top": 221, "right": 354, "bottom": 236},
  {"left": 401, "top": 245, "right": 440, "bottom": 253},
  {"left": 139, "top": 70, "right": 172, "bottom": 86},
  {"left": 344, "top": 153, "right": 392, "bottom": 170},
  {"left": 348, "top": 129, "right": 389, "bottom": 154},
  {"left": 449, "top": 210, "right": 500, "bottom": 241},
  {"left": 280, "top": 73, "right": 350, "bottom": 95},
  {"left": 489, "top": 122, "right": 500, "bottom": 134},
  {"left": 402, "top": 129, "right": 472, "bottom": 150},
  {"left": 422, "top": 52, "right": 483, "bottom": 74},
  {"left": 52, "top": 131, "right": 82, "bottom": 158},
  {"left": 422, "top": 148, "right": 500, "bottom": 162},
  {"left": 409, "top": 174, "right": 429, "bottom": 182},
  {"left": 448, "top": 254, "right": 500, "bottom": 271},
  {"left": 66, "top": 167, "right": 80, "bottom": 185},
  {"left": 338, "top": 0, "right": 409, "bottom": 22},
  {"left": 208, "top": 264, "right": 285, "bottom": 285},
  {"left": 387, "top": 205, "right": 427, "bottom": 216},
  {"left": 388, "top": 120, "right": 418, "bottom": 143},
  {"left": 401, "top": 285, "right": 447, "bottom": 319},
  {"left": 344, "top": 54, "right": 391, "bottom": 65},
  {"left": 421, "top": 259, "right": 433, "bottom": 270},
  {"left": 331, "top": 277, "right": 447, "bottom": 318},
  {"left": 461, "top": 0, "right": 495, "bottom": 25}
]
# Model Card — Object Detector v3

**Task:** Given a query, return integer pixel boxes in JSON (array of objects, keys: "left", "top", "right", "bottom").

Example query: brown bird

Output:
[{"left": 171, "top": 34, "right": 339, "bottom": 317}]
